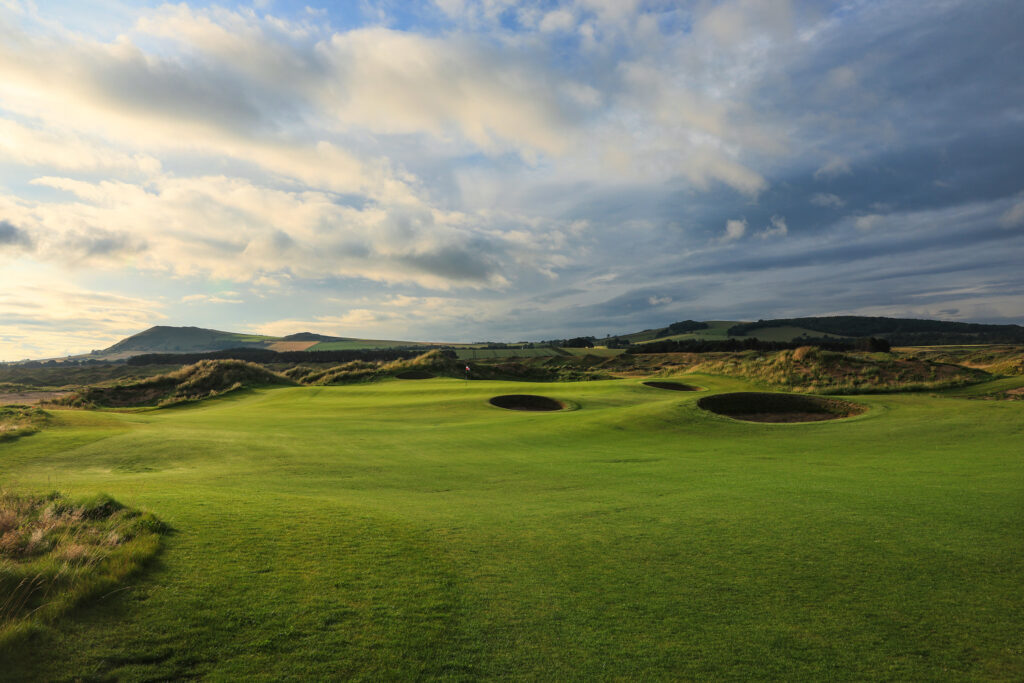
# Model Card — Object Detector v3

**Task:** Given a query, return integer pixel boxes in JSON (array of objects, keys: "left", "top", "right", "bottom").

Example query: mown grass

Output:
[
  {"left": 0, "top": 376, "right": 1021, "bottom": 679},
  {"left": 0, "top": 490, "right": 166, "bottom": 647}
]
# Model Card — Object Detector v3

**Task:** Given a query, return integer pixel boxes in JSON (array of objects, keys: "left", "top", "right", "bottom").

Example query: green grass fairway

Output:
[{"left": 1, "top": 378, "right": 1022, "bottom": 679}]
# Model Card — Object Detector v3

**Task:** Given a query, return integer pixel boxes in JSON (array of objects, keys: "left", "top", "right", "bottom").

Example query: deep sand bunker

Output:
[
  {"left": 395, "top": 371, "right": 436, "bottom": 380},
  {"left": 643, "top": 381, "right": 700, "bottom": 391},
  {"left": 489, "top": 394, "right": 565, "bottom": 411},
  {"left": 698, "top": 392, "right": 866, "bottom": 423}
]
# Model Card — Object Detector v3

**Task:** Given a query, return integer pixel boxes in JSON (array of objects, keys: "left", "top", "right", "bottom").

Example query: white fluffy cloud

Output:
[
  {"left": 722, "top": 218, "right": 748, "bottom": 242},
  {"left": 0, "top": 274, "right": 164, "bottom": 359},
  {"left": 1, "top": 1, "right": 1021, "bottom": 358},
  {"left": 759, "top": 215, "right": 788, "bottom": 238}
]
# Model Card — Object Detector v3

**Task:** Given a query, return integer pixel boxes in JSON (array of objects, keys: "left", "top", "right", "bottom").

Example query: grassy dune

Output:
[
  {"left": 0, "top": 377, "right": 1021, "bottom": 679},
  {"left": 0, "top": 491, "right": 166, "bottom": 646}
]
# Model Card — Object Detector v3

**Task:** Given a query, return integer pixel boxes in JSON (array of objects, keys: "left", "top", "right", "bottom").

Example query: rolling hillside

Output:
[
  {"left": 32, "top": 314, "right": 1024, "bottom": 365},
  {"left": 88, "top": 326, "right": 420, "bottom": 361}
]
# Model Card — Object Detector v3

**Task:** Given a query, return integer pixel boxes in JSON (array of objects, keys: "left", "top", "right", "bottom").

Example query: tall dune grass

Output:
[{"left": 0, "top": 491, "right": 166, "bottom": 647}]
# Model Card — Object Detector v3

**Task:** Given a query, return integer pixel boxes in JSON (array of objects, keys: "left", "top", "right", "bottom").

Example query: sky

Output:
[{"left": 1, "top": 0, "right": 1023, "bottom": 359}]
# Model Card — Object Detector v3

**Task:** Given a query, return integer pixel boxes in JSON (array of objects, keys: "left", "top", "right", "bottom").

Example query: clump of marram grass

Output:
[
  {"left": 685, "top": 348, "right": 988, "bottom": 394},
  {"left": 0, "top": 490, "right": 166, "bottom": 646},
  {"left": 304, "top": 350, "right": 460, "bottom": 385},
  {"left": 52, "top": 359, "right": 295, "bottom": 409},
  {"left": 0, "top": 405, "right": 49, "bottom": 442}
]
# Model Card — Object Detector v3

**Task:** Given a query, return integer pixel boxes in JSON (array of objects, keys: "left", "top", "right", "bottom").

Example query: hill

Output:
[
  {"left": 726, "top": 316, "right": 1024, "bottom": 345},
  {"left": 99, "top": 326, "right": 274, "bottom": 358},
  {"left": 85, "top": 326, "right": 419, "bottom": 361}
]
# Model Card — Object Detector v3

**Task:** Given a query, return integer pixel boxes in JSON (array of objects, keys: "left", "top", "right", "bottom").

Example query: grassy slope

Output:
[
  {"left": 456, "top": 347, "right": 559, "bottom": 360},
  {"left": 624, "top": 320, "right": 738, "bottom": 343},
  {"left": 307, "top": 339, "right": 422, "bottom": 351},
  {"left": 0, "top": 380, "right": 1021, "bottom": 679}
]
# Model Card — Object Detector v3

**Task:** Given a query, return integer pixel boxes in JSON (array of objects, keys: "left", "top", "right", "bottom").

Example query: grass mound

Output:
[
  {"left": 55, "top": 359, "right": 294, "bottom": 408},
  {"left": 300, "top": 350, "right": 456, "bottom": 385},
  {"left": 698, "top": 392, "right": 866, "bottom": 423},
  {"left": 690, "top": 346, "right": 986, "bottom": 394},
  {"left": 489, "top": 394, "right": 565, "bottom": 411},
  {"left": 899, "top": 345, "right": 1024, "bottom": 376},
  {"left": 0, "top": 405, "right": 49, "bottom": 442},
  {"left": 643, "top": 381, "right": 700, "bottom": 391},
  {"left": 0, "top": 490, "right": 166, "bottom": 646}
]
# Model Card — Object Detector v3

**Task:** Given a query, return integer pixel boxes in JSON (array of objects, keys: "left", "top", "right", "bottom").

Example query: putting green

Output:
[{"left": 1, "top": 376, "right": 1021, "bottom": 680}]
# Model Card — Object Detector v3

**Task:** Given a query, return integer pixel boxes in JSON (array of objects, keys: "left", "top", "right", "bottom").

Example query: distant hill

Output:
[
  {"left": 88, "top": 326, "right": 417, "bottom": 361},
  {"left": 100, "top": 326, "right": 274, "bottom": 358},
  {"left": 281, "top": 332, "right": 347, "bottom": 342}
]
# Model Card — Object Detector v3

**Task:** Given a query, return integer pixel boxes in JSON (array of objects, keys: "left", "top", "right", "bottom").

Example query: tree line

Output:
[{"left": 727, "top": 316, "right": 1024, "bottom": 344}]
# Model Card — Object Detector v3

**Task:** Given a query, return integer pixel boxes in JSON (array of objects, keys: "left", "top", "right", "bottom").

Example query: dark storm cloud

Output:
[
  {"left": 0, "top": 220, "right": 32, "bottom": 249},
  {"left": 398, "top": 244, "right": 498, "bottom": 282}
]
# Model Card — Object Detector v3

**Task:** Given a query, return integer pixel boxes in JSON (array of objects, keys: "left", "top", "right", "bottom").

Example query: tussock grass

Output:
[
  {"left": 899, "top": 345, "right": 1024, "bottom": 376},
  {"left": 0, "top": 490, "right": 166, "bottom": 647},
  {"left": 51, "top": 359, "right": 294, "bottom": 408},
  {"left": 685, "top": 346, "right": 987, "bottom": 394},
  {"left": 0, "top": 405, "right": 49, "bottom": 442},
  {"left": 305, "top": 349, "right": 463, "bottom": 385}
]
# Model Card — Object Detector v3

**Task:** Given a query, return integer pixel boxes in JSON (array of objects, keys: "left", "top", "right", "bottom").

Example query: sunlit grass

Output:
[{"left": 0, "top": 377, "right": 1020, "bottom": 679}]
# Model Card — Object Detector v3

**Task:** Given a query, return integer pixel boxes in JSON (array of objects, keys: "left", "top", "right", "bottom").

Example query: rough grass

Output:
[
  {"left": 51, "top": 360, "right": 294, "bottom": 408},
  {"left": 0, "top": 490, "right": 166, "bottom": 647},
  {"left": 898, "top": 345, "right": 1024, "bottom": 376},
  {"left": 0, "top": 405, "right": 49, "bottom": 442},
  {"left": 683, "top": 346, "right": 987, "bottom": 394}
]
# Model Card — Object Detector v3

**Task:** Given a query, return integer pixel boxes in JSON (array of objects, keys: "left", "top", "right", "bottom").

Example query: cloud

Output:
[
  {"left": 181, "top": 294, "right": 244, "bottom": 304},
  {"left": 1000, "top": 200, "right": 1024, "bottom": 228},
  {"left": 2, "top": 174, "right": 574, "bottom": 288},
  {"left": 0, "top": 119, "right": 161, "bottom": 174},
  {"left": 0, "top": 276, "right": 164, "bottom": 360},
  {"left": 1, "top": 0, "right": 1023, "bottom": 354},
  {"left": 539, "top": 9, "right": 575, "bottom": 33},
  {"left": 722, "top": 218, "right": 747, "bottom": 242},
  {"left": 0, "top": 220, "right": 32, "bottom": 249},
  {"left": 854, "top": 214, "right": 884, "bottom": 231},
  {"left": 758, "top": 215, "right": 788, "bottom": 239},
  {"left": 814, "top": 156, "right": 852, "bottom": 180},
  {"left": 810, "top": 193, "right": 845, "bottom": 208}
]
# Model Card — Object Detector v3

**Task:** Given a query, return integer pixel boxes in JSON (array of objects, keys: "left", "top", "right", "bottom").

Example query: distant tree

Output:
[
  {"left": 563, "top": 337, "right": 595, "bottom": 348},
  {"left": 855, "top": 337, "right": 891, "bottom": 352}
]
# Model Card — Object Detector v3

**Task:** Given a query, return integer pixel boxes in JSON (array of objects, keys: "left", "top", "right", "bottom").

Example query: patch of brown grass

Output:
[{"left": 0, "top": 490, "right": 166, "bottom": 647}]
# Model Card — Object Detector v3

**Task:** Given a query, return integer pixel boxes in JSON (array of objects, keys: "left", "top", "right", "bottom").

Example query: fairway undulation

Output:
[{"left": 1, "top": 376, "right": 1022, "bottom": 680}]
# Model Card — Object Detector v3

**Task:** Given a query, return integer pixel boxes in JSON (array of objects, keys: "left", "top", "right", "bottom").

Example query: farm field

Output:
[
  {"left": 1, "top": 377, "right": 1022, "bottom": 680},
  {"left": 306, "top": 339, "right": 421, "bottom": 351}
]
